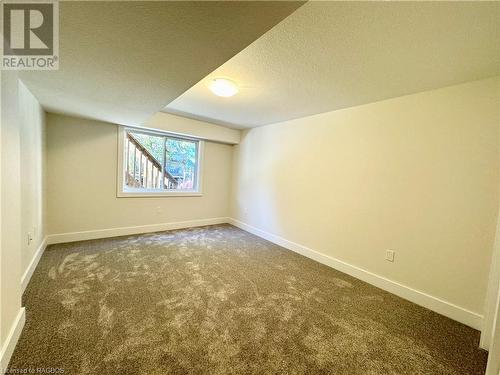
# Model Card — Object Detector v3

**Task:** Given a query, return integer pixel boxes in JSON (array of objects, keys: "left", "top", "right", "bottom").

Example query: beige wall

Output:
[
  {"left": 0, "top": 75, "right": 46, "bottom": 365},
  {"left": 19, "top": 81, "right": 46, "bottom": 276},
  {"left": 46, "top": 113, "right": 233, "bottom": 235},
  {"left": 1, "top": 71, "right": 23, "bottom": 348},
  {"left": 145, "top": 112, "right": 240, "bottom": 145},
  {"left": 231, "top": 77, "right": 500, "bottom": 315}
]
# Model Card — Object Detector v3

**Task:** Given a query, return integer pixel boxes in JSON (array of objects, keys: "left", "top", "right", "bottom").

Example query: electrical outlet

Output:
[
  {"left": 27, "top": 232, "right": 33, "bottom": 245},
  {"left": 385, "top": 250, "right": 395, "bottom": 262}
]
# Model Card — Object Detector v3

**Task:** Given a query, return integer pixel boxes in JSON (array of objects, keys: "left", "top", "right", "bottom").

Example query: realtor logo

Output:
[{"left": 1, "top": 0, "right": 59, "bottom": 70}]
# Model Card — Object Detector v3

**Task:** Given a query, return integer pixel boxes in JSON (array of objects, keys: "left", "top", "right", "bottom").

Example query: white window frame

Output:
[{"left": 116, "top": 126, "right": 204, "bottom": 197}]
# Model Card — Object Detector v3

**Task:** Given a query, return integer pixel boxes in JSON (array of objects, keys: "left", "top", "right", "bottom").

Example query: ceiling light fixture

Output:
[{"left": 209, "top": 78, "right": 239, "bottom": 97}]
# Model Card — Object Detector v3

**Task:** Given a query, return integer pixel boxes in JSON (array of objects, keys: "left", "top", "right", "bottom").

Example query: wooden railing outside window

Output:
[{"left": 125, "top": 133, "right": 178, "bottom": 190}]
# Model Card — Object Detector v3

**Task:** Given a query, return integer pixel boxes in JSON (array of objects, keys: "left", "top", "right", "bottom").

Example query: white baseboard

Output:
[
  {"left": 228, "top": 218, "right": 483, "bottom": 331},
  {"left": 46, "top": 217, "right": 229, "bottom": 245},
  {"left": 0, "top": 308, "right": 26, "bottom": 371},
  {"left": 21, "top": 237, "right": 48, "bottom": 294}
]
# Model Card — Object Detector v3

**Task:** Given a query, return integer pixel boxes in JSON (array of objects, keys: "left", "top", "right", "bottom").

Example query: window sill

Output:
[{"left": 117, "top": 190, "right": 202, "bottom": 198}]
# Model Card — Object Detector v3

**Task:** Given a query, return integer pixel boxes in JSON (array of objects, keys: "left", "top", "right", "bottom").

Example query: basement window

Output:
[{"left": 117, "top": 127, "right": 202, "bottom": 197}]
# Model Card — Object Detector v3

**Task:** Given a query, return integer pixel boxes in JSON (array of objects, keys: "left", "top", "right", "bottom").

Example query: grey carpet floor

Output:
[{"left": 9, "top": 224, "right": 487, "bottom": 374}]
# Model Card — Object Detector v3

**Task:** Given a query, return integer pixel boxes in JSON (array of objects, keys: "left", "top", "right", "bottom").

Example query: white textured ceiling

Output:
[
  {"left": 166, "top": 1, "right": 500, "bottom": 129},
  {"left": 19, "top": 1, "right": 304, "bottom": 126}
]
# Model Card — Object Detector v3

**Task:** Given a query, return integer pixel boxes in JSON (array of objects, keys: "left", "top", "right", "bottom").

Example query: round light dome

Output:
[{"left": 209, "top": 78, "right": 239, "bottom": 97}]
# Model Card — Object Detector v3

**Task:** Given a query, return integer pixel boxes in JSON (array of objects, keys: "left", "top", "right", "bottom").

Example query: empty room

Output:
[{"left": 1, "top": 1, "right": 500, "bottom": 374}]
